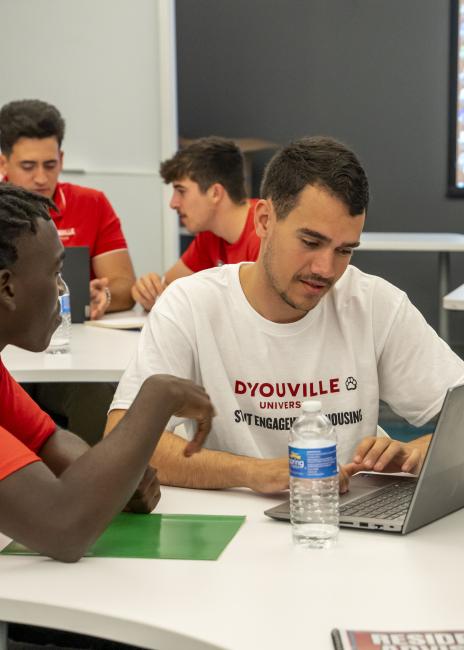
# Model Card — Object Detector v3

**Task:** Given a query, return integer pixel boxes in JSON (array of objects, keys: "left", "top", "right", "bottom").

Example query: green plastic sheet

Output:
[{"left": 1, "top": 512, "right": 246, "bottom": 561}]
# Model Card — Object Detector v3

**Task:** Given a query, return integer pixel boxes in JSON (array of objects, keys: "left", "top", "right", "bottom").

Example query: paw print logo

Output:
[{"left": 345, "top": 376, "right": 358, "bottom": 391}]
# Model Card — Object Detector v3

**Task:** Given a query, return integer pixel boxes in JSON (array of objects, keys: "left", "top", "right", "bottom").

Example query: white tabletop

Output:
[
  {"left": 444, "top": 283, "right": 464, "bottom": 310},
  {"left": 0, "top": 486, "right": 463, "bottom": 650},
  {"left": 2, "top": 324, "right": 140, "bottom": 382},
  {"left": 359, "top": 232, "right": 464, "bottom": 251}
]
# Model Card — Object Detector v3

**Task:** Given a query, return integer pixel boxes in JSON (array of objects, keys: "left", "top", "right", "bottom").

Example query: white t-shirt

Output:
[{"left": 111, "top": 264, "right": 464, "bottom": 464}]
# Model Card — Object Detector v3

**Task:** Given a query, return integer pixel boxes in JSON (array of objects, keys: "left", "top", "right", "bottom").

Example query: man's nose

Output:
[
  {"left": 170, "top": 193, "right": 179, "bottom": 210},
  {"left": 33, "top": 166, "right": 48, "bottom": 185},
  {"left": 310, "top": 249, "right": 335, "bottom": 279}
]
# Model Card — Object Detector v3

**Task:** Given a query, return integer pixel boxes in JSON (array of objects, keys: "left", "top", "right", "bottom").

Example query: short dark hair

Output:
[
  {"left": 260, "top": 136, "right": 369, "bottom": 218},
  {"left": 0, "top": 183, "right": 53, "bottom": 269},
  {"left": 0, "top": 99, "right": 66, "bottom": 155},
  {"left": 160, "top": 136, "right": 247, "bottom": 204}
]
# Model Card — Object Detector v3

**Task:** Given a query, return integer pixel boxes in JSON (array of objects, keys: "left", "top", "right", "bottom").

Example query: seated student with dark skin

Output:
[
  {"left": 0, "top": 183, "right": 214, "bottom": 563},
  {"left": 106, "top": 136, "right": 464, "bottom": 494},
  {"left": 132, "top": 136, "right": 260, "bottom": 310}
]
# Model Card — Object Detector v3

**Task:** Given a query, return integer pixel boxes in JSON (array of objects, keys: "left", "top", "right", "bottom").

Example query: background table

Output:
[
  {"left": 0, "top": 486, "right": 463, "bottom": 650},
  {"left": 359, "top": 232, "right": 464, "bottom": 341},
  {"left": 2, "top": 324, "right": 140, "bottom": 383},
  {"left": 444, "top": 283, "right": 464, "bottom": 311}
]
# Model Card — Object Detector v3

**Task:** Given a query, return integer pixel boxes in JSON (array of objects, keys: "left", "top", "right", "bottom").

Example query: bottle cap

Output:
[{"left": 302, "top": 400, "right": 322, "bottom": 413}]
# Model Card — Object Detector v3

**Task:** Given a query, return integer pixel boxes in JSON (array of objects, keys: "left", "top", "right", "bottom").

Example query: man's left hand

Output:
[
  {"left": 351, "top": 435, "right": 429, "bottom": 475},
  {"left": 125, "top": 466, "right": 161, "bottom": 513},
  {"left": 90, "top": 277, "right": 111, "bottom": 320}
]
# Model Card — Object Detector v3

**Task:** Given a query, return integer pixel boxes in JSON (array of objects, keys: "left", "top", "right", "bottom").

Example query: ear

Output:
[
  {"left": 207, "top": 183, "right": 225, "bottom": 204},
  {"left": 58, "top": 150, "right": 64, "bottom": 173},
  {"left": 254, "top": 199, "right": 275, "bottom": 240},
  {"left": 0, "top": 269, "right": 16, "bottom": 312}
]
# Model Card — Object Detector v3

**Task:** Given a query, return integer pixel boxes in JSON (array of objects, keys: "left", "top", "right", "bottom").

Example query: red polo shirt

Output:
[
  {"left": 50, "top": 183, "right": 128, "bottom": 277},
  {"left": 181, "top": 199, "right": 260, "bottom": 272},
  {"left": 0, "top": 359, "right": 56, "bottom": 481}
]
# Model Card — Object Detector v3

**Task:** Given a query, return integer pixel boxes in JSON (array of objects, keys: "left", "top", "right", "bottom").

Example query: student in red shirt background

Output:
[
  {"left": 0, "top": 99, "right": 135, "bottom": 320},
  {"left": 132, "top": 136, "right": 260, "bottom": 311},
  {"left": 0, "top": 99, "right": 137, "bottom": 442},
  {"left": 0, "top": 183, "right": 213, "bottom": 561}
]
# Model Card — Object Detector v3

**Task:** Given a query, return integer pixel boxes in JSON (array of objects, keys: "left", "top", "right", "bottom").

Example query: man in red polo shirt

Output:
[
  {"left": 0, "top": 183, "right": 213, "bottom": 563},
  {"left": 132, "top": 136, "right": 260, "bottom": 311},
  {"left": 0, "top": 99, "right": 135, "bottom": 320},
  {"left": 0, "top": 99, "right": 137, "bottom": 442}
]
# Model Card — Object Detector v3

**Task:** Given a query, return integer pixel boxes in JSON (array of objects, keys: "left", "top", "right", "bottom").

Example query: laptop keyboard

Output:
[{"left": 340, "top": 482, "right": 416, "bottom": 521}]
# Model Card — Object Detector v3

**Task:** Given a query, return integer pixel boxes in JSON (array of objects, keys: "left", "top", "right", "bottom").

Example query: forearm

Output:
[
  {"left": 107, "top": 276, "right": 135, "bottom": 312},
  {"left": 105, "top": 411, "right": 289, "bottom": 493},
  {"left": 152, "top": 430, "right": 289, "bottom": 493},
  {"left": 0, "top": 377, "right": 179, "bottom": 561},
  {"left": 57, "top": 378, "right": 178, "bottom": 507},
  {"left": 152, "top": 430, "right": 254, "bottom": 489},
  {"left": 163, "top": 259, "right": 193, "bottom": 285}
]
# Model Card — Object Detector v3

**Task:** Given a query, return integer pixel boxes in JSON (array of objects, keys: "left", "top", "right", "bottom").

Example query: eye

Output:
[
  {"left": 336, "top": 248, "right": 353, "bottom": 256},
  {"left": 301, "top": 239, "right": 319, "bottom": 249},
  {"left": 44, "top": 162, "right": 58, "bottom": 170},
  {"left": 20, "top": 163, "right": 34, "bottom": 171}
]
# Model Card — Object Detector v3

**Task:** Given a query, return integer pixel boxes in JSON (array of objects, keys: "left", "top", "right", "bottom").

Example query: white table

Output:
[
  {"left": 359, "top": 232, "right": 464, "bottom": 341},
  {"left": 0, "top": 486, "right": 463, "bottom": 650},
  {"left": 444, "top": 283, "right": 464, "bottom": 311},
  {"left": 1, "top": 324, "right": 140, "bottom": 382}
]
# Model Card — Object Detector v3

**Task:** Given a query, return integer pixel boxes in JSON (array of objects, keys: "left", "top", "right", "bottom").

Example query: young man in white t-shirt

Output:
[{"left": 106, "top": 136, "right": 464, "bottom": 494}]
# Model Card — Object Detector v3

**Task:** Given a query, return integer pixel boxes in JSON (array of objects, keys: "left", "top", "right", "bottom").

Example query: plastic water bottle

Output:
[
  {"left": 47, "top": 276, "right": 71, "bottom": 354},
  {"left": 289, "top": 400, "right": 339, "bottom": 549}
]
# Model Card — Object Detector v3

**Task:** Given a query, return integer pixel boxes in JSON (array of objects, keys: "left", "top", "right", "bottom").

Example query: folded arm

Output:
[
  {"left": 39, "top": 428, "right": 159, "bottom": 513},
  {"left": 39, "top": 427, "right": 90, "bottom": 476},
  {"left": 0, "top": 375, "right": 213, "bottom": 562}
]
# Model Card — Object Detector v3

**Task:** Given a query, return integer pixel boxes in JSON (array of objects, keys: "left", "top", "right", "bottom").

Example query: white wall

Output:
[{"left": 0, "top": 0, "right": 178, "bottom": 276}]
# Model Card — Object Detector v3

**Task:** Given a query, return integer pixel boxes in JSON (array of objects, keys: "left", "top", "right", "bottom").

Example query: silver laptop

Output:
[{"left": 264, "top": 383, "right": 464, "bottom": 534}]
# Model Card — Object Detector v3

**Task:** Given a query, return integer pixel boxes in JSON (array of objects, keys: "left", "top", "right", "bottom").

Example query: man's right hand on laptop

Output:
[{"left": 352, "top": 435, "right": 429, "bottom": 475}]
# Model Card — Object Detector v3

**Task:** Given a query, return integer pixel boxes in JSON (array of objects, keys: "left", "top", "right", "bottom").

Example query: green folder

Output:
[{"left": 1, "top": 513, "right": 246, "bottom": 561}]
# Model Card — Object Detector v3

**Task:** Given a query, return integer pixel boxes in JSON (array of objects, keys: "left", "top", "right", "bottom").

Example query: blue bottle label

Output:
[
  {"left": 60, "top": 294, "right": 71, "bottom": 314},
  {"left": 288, "top": 444, "right": 337, "bottom": 479}
]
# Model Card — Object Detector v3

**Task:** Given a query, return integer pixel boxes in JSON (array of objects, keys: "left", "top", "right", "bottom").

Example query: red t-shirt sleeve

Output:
[
  {"left": 0, "top": 359, "right": 56, "bottom": 455},
  {"left": 93, "top": 192, "right": 128, "bottom": 257},
  {"left": 0, "top": 426, "right": 41, "bottom": 481},
  {"left": 181, "top": 232, "right": 218, "bottom": 272}
]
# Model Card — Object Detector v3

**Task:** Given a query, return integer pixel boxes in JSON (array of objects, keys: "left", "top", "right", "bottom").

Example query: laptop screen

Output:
[
  {"left": 403, "top": 382, "right": 464, "bottom": 533},
  {"left": 61, "top": 246, "right": 90, "bottom": 323}
]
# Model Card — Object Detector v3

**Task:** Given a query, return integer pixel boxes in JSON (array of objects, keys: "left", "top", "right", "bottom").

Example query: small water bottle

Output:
[
  {"left": 289, "top": 400, "right": 339, "bottom": 549},
  {"left": 47, "top": 275, "right": 71, "bottom": 354}
]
